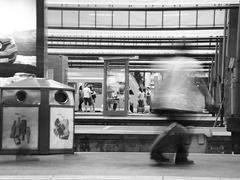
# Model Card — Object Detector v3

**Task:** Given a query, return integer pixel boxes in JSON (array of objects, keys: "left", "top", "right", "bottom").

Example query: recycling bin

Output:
[{"left": 0, "top": 78, "right": 75, "bottom": 155}]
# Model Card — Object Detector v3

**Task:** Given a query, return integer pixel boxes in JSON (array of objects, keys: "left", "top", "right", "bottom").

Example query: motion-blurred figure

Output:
[{"left": 150, "top": 55, "right": 205, "bottom": 165}]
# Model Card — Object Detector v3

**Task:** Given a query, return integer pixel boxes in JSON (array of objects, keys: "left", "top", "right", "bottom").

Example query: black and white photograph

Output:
[{"left": 0, "top": 0, "right": 240, "bottom": 179}]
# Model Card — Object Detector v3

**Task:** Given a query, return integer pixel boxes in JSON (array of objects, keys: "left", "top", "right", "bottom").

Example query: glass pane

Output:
[
  {"left": 63, "top": 10, "right": 78, "bottom": 27},
  {"left": 48, "top": 10, "right": 61, "bottom": 26},
  {"left": 215, "top": 10, "right": 225, "bottom": 26},
  {"left": 106, "top": 62, "right": 125, "bottom": 111},
  {"left": 198, "top": 10, "right": 214, "bottom": 27},
  {"left": 147, "top": 11, "right": 162, "bottom": 28},
  {"left": 80, "top": 11, "right": 95, "bottom": 27},
  {"left": 181, "top": 11, "right": 196, "bottom": 27},
  {"left": 163, "top": 11, "right": 179, "bottom": 28},
  {"left": 130, "top": 11, "right": 145, "bottom": 28},
  {"left": 113, "top": 11, "right": 128, "bottom": 28},
  {"left": 96, "top": 11, "right": 112, "bottom": 28}
]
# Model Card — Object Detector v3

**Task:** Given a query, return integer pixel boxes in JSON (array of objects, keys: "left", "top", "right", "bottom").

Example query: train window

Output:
[{"left": 84, "top": 82, "right": 102, "bottom": 94}]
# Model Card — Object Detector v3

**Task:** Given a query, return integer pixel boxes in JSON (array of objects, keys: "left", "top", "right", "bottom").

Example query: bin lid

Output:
[{"left": 1, "top": 78, "right": 74, "bottom": 91}]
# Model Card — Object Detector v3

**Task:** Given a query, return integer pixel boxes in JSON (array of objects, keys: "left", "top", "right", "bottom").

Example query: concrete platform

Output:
[
  {"left": 0, "top": 152, "right": 239, "bottom": 179},
  {"left": 74, "top": 112, "right": 217, "bottom": 127}
]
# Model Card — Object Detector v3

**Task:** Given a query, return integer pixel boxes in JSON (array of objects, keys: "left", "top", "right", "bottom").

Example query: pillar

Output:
[{"left": 226, "top": 6, "right": 240, "bottom": 154}]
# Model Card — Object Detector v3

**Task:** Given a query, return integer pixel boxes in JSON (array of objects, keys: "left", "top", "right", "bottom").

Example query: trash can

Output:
[{"left": 0, "top": 78, "right": 75, "bottom": 155}]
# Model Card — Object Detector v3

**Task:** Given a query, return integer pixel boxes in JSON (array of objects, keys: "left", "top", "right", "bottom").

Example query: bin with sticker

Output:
[{"left": 0, "top": 78, "right": 74, "bottom": 154}]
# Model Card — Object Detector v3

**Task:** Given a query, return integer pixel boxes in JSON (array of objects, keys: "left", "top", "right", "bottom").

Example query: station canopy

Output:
[
  {"left": 46, "top": 0, "right": 239, "bottom": 72},
  {"left": 47, "top": 0, "right": 239, "bottom": 6}
]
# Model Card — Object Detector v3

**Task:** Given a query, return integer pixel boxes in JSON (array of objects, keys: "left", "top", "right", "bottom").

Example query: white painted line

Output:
[
  {"left": 0, "top": 176, "right": 52, "bottom": 180},
  {"left": 0, "top": 175, "right": 238, "bottom": 180},
  {"left": 103, "top": 126, "right": 113, "bottom": 130},
  {"left": 164, "top": 176, "right": 219, "bottom": 180}
]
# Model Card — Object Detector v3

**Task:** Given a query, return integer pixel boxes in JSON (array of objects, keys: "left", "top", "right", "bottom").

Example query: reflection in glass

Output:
[
  {"left": 215, "top": 10, "right": 225, "bottom": 27},
  {"left": 106, "top": 62, "right": 125, "bottom": 111},
  {"left": 113, "top": 11, "right": 128, "bottom": 28},
  {"left": 63, "top": 11, "right": 78, "bottom": 27},
  {"left": 96, "top": 11, "right": 112, "bottom": 27},
  {"left": 181, "top": 11, "right": 196, "bottom": 27},
  {"left": 147, "top": 11, "right": 162, "bottom": 28},
  {"left": 48, "top": 10, "right": 61, "bottom": 26},
  {"left": 163, "top": 11, "right": 179, "bottom": 28},
  {"left": 198, "top": 10, "right": 214, "bottom": 27},
  {"left": 80, "top": 11, "right": 95, "bottom": 27},
  {"left": 130, "top": 11, "right": 145, "bottom": 28}
]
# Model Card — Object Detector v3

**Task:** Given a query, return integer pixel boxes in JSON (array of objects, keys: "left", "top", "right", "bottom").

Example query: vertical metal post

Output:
[
  {"left": 217, "top": 40, "right": 222, "bottom": 107},
  {"left": 211, "top": 40, "right": 219, "bottom": 103},
  {"left": 196, "top": 9, "right": 198, "bottom": 28},
  {"left": 111, "top": 5, "right": 113, "bottom": 28},
  {"left": 145, "top": 6, "right": 147, "bottom": 28},
  {"left": 213, "top": 39, "right": 219, "bottom": 112},
  {"left": 128, "top": 6, "right": 131, "bottom": 28},
  {"left": 235, "top": 6, "right": 240, "bottom": 91},
  {"left": 213, "top": 9, "right": 216, "bottom": 27},
  {"left": 225, "top": 9, "right": 238, "bottom": 118},
  {"left": 179, "top": 10, "right": 181, "bottom": 28},
  {"left": 94, "top": 6, "right": 97, "bottom": 28},
  {"left": 78, "top": 4, "right": 80, "bottom": 28},
  {"left": 227, "top": 5, "right": 240, "bottom": 154},
  {"left": 233, "top": 7, "right": 240, "bottom": 116},
  {"left": 61, "top": 5, "right": 63, "bottom": 27},
  {"left": 162, "top": 10, "right": 164, "bottom": 28},
  {"left": 219, "top": 9, "right": 228, "bottom": 126}
]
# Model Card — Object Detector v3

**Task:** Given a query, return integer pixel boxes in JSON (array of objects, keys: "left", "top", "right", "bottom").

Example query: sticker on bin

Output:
[
  {"left": 2, "top": 107, "right": 38, "bottom": 150},
  {"left": 50, "top": 107, "right": 73, "bottom": 149},
  {"left": 53, "top": 117, "right": 70, "bottom": 140}
]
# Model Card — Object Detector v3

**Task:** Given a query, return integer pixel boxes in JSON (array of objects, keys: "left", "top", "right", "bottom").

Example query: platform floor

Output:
[{"left": 0, "top": 152, "right": 239, "bottom": 179}]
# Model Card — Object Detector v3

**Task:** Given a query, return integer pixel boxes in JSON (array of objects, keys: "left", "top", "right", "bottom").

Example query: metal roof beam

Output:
[{"left": 48, "top": 5, "right": 238, "bottom": 11}]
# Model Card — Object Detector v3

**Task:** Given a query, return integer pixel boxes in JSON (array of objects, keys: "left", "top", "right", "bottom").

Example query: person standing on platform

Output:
[
  {"left": 90, "top": 85, "right": 96, "bottom": 112},
  {"left": 78, "top": 85, "right": 84, "bottom": 112},
  {"left": 83, "top": 84, "right": 92, "bottom": 112},
  {"left": 129, "top": 89, "right": 134, "bottom": 113},
  {"left": 137, "top": 87, "right": 145, "bottom": 113},
  {"left": 145, "top": 86, "right": 152, "bottom": 113}
]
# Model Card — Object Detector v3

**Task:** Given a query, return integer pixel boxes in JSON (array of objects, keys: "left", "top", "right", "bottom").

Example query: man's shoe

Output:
[
  {"left": 151, "top": 154, "right": 170, "bottom": 163},
  {"left": 175, "top": 159, "right": 194, "bottom": 165}
]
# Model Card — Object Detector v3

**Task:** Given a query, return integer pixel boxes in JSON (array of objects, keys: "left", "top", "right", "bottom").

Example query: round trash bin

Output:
[{"left": 0, "top": 78, "right": 75, "bottom": 155}]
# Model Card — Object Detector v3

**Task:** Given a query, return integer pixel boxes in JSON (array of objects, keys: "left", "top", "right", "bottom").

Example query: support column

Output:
[
  {"left": 226, "top": 6, "right": 240, "bottom": 154},
  {"left": 209, "top": 41, "right": 219, "bottom": 116},
  {"left": 216, "top": 40, "right": 223, "bottom": 108},
  {"left": 219, "top": 10, "right": 228, "bottom": 126},
  {"left": 225, "top": 9, "right": 238, "bottom": 118}
]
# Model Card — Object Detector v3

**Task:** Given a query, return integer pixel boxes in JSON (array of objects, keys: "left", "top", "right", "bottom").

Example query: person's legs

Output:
[
  {"left": 174, "top": 126, "right": 194, "bottom": 164},
  {"left": 150, "top": 124, "right": 179, "bottom": 163},
  {"left": 83, "top": 98, "right": 88, "bottom": 112},
  {"left": 87, "top": 98, "right": 92, "bottom": 112},
  {"left": 79, "top": 99, "right": 83, "bottom": 111},
  {"left": 113, "top": 102, "right": 117, "bottom": 111}
]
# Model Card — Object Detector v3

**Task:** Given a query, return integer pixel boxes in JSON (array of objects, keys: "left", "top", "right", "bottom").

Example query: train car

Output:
[{"left": 68, "top": 68, "right": 140, "bottom": 112}]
